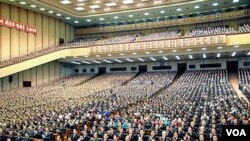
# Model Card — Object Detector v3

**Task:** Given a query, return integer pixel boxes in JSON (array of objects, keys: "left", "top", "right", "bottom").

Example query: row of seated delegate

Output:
[
  {"left": 0, "top": 70, "right": 249, "bottom": 141},
  {"left": 0, "top": 24, "right": 250, "bottom": 68},
  {"left": 239, "top": 68, "right": 250, "bottom": 98}
]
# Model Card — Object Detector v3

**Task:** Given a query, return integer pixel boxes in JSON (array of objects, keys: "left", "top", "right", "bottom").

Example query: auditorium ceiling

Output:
[{"left": 1, "top": 0, "right": 249, "bottom": 27}]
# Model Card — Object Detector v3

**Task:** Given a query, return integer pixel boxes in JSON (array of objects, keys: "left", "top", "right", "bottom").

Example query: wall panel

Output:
[
  {"left": 31, "top": 67, "right": 37, "bottom": 87},
  {"left": 11, "top": 73, "right": 19, "bottom": 89},
  {"left": 28, "top": 11, "right": 36, "bottom": 53},
  {"left": 10, "top": 6, "right": 20, "bottom": 58},
  {"left": 35, "top": 13, "right": 43, "bottom": 51},
  {"left": 0, "top": 3, "right": 11, "bottom": 60},
  {"left": 19, "top": 8, "right": 28, "bottom": 56},
  {"left": 49, "top": 62, "right": 55, "bottom": 82},
  {"left": 43, "top": 63, "right": 49, "bottom": 83},
  {"left": 36, "top": 65, "right": 43, "bottom": 85},
  {"left": 23, "top": 69, "right": 31, "bottom": 81},
  {"left": 49, "top": 18, "right": 56, "bottom": 48},
  {"left": 42, "top": 15, "right": 49, "bottom": 49}
]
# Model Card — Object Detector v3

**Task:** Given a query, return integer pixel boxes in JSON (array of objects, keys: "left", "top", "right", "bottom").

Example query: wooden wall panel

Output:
[
  {"left": 42, "top": 15, "right": 49, "bottom": 49},
  {"left": 11, "top": 73, "right": 19, "bottom": 89},
  {"left": 19, "top": 8, "right": 28, "bottom": 56},
  {"left": 65, "top": 24, "right": 70, "bottom": 42},
  {"left": 31, "top": 67, "right": 37, "bottom": 87},
  {"left": 0, "top": 78, "right": 2, "bottom": 91},
  {"left": 18, "top": 71, "right": 23, "bottom": 89},
  {"left": 49, "top": 18, "right": 56, "bottom": 48},
  {"left": 10, "top": 6, "right": 20, "bottom": 58},
  {"left": 0, "top": 3, "right": 11, "bottom": 60},
  {"left": 23, "top": 69, "right": 31, "bottom": 81},
  {"left": 54, "top": 61, "right": 61, "bottom": 80},
  {"left": 2, "top": 77, "right": 10, "bottom": 91},
  {"left": 35, "top": 13, "right": 43, "bottom": 51},
  {"left": 55, "top": 19, "right": 60, "bottom": 46},
  {"left": 60, "top": 21, "right": 66, "bottom": 40},
  {"left": 36, "top": 65, "right": 43, "bottom": 85},
  {"left": 43, "top": 63, "right": 49, "bottom": 83},
  {"left": 28, "top": 11, "right": 36, "bottom": 53},
  {"left": 49, "top": 62, "right": 55, "bottom": 82}
]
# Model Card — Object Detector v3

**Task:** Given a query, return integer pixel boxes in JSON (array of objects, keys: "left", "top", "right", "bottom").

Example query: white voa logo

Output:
[{"left": 226, "top": 129, "right": 246, "bottom": 136}]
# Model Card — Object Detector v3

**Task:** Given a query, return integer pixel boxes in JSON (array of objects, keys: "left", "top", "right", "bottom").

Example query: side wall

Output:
[
  {"left": 0, "top": 61, "right": 73, "bottom": 91},
  {"left": 0, "top": 2, "right": 74, "bottom": 61}
]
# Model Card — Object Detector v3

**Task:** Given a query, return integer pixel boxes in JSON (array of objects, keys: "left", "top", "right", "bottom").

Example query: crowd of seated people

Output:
[
  {"left": 137, "top": 30, "right": 181, "bottom": 41},
  {"left": 0, "top": 71, "right": 177, "bottom": 141},
  {"left": 184, "top": 26, "right": 236, "bottom": 37},
  {"left": 239, "top": 23, "right": 250, "bottom": 33},
  {"left": 0, "top": 70, "right": 249, "bottom": 141},
  {"left": 59, "top": 38, "right": 99, "bottom": 48},
  {"left": 239, "top": 68, "right": 250, "bottom": 97},
  {"left": 0, "top": 47, "right": 60, "bottom": 68}
]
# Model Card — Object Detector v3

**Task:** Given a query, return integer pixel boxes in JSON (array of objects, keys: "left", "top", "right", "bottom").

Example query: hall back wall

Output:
[{"left": 0, "top": 2, "right": 74, "bottom": 61}]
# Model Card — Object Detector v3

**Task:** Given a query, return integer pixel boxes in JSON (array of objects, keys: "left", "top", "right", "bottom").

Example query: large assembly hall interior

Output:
[{"left": 0, "top": 0, "right": 250, "bottom": 141}]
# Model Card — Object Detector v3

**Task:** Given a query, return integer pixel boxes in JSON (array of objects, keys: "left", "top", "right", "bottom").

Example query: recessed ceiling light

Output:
[
  {"left": 48, "top": 11, "right": 54, "bottom": 13},
  {"left": 114, "top": 59, "right": 122, "bottom": 63},
  {"left": 138, "top": 58, "right": 145, "bottom": 62},
  {"left": 85, "top": 55, "right": 88, "bottom": 58},
  {"left": 172, "top": 50, "right": 177, "bottom": 52},
  {"left": 234, "top": 45, "right": 239, "bottom": 48},
  {"left": 75, "top": 7, "right": 85, "bottom": 11},
  {"left": 71, "top": 61, "right": 81, "bottom": 65},
  {"left": 247, "top": 51, "right": 250, "bottom": 56},
  {"left": 120, "top": 53, "right": 124, "bottom": 56},
  {"left": 78, "top": 0, "right": 87, "bottom": 2},
  {"left": 92, "top": 60, "right": 101, "bottom": 64},
  {"left": 213, "top": 3, "right": 219, "bottom": 6},
  {"left": 160, "top": 10, "right": 165, "bottom": 13},
  {"left": 132, "top": 52, "right": 137, "bottom": 55},
  {"left": 163, "top": 57, "right": 168, "bottom": 60},
  {"left": 96, "top": 55, "right": 100, "bottom": 57},
  {"left": 145, "top": 52, "right": 150, "bottom": 54},
  {"left": 158, "top": 50, "right": 163, "bottom": 53},
  {"left": 126, "top": 58, "right": 133, "bottom": 62},
  {"left": 122, "top": 0, "right": 134, "bottom": 4},
  {"left": 103, "top": 60, "right": 112, "bottom": 63},
  {"left": 233, "top": 0, "right": 239, "bottom": 3},
  {"left": 73, "top": 56, "right": 77, "bottom": 58},
  {"left": 194, "top": 5, "right": 200, "bottom": 9},
  {"left": 114, "top": 16, "right": 119, "bottom": 19},
  {"left": 20, "top": 1, "right": 26, "bottom": 5},
  {"left": 65, "top": 17, "right": 71, "bottom": 20},
  {"left": 217, "top": 53, "right": 221, "bottom": 58},
  {"left": 86, "top": 19, "right": 91, "bottom": 22},
  {"left": 176, "top": 56, "right": 180, "bottom": 60},
  {"left": 99, "top": 18, "right": 104, "bottom": 21},
  {"left": 203, "top": 54, "right": 207, "bottom": 59},
  {"left": 189, "top": 55, "right": 193, "bottom": 59},
  {"left": 9, "top": 0, "right": 15, "bottom": 1},
  {"left": 232, "top": 52, "right": 236, "bottom": 57},
  {"left": 144, "top": 12, "right": 149, "bottom": 15},
  {"left": 105, "top": 2, "right": 117, "bottom": 7},
  {"left": 60, "top": 0, "right": 71, "bottom": 4},
  {"left": 90, "top": 5, "right": 100, "bottom": 9},
  {"left": 217, "top": 46, "right": 223, "bottom": 49},
  {"left": 108, "top": 54, "right": 112, "bottom": 56},
  {"left": 82, "top": 61, "right": 91, "bottom": 64},
  {"left": 74, "top": 20, "right": 79, "bottom": 23},
  {"left": 202, "top": 48, "right": 207, "bottom": 51},
  {"left": 56, "top": 13, "right": 61, "bottom": 16},
  {"left": 30, "top": 5, "right": 36, "bottom": 8},
  {"left": 150, "top": 57, "right": 156, "bottom": 61},
  {"left": 187, "top": 49, "right": 192, "bottom": 52},
  {"left": 128, "top": 15, "right": 134, "bottom": 17},
  {"left": 40, "top": 8, "right": 46, "bottom": 11},
  {"left": 176, "top": 8, "right": 182, "bottom": 11}
]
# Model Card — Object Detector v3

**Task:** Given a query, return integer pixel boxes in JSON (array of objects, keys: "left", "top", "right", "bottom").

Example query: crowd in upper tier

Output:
[
  {"left": 239, "top": 68, "right": 250, "bottom": 98},
  {"left": 0, "top": 70, "right": 249, "bottom": 141},
  {"left": 0, "top": 24, "right": 250, "bottom": 68}
]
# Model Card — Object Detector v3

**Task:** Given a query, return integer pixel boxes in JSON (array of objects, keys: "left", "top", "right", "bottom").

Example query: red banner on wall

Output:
[{"left": 0, "top": 17, "right": 37, "bottom": 35}]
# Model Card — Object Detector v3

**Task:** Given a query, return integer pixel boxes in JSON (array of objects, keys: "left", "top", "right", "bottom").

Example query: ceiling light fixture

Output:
[
  {"left": 217, "top": 53, "right": 221, "bottom": 58},
  {"left": 163, "top": 57, "right": 168, "bottom": 60},
  {"left": 103, "top": 60, "right": 112, "bottom": 63},
  {"left": 232, "top": 52, "right": 237, "bottom": 57},
  {"left": 82, "top": 61, "right": 91, "bottom": 64},
  {"left": 189, "top": 55, "right": 193, "bottom": 59},
  {"left": 126, "top": 58, "right": 133, "bottom": 62},
  {"left": 92, "top": 60, "right": 101, "bottom": 64},
  {"left": 150, "top": 57, "right": 157, "bottom": 61},
  {"left": 138, "top": 58, "right": 145, "bottom": 62},
  {"left": 176, "top": 56, "right": 180, "bottom": 60},
  {"left": 114, "top": 59, "right": 122, "bottom": 63}
]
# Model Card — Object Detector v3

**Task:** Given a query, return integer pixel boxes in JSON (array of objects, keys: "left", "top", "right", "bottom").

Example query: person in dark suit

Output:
[
  {"left": 148, "top": 130, "right": 159, "bottom": 141},
  {"left": 0, "top": 130, "right": 7, "bottom": 141},
  {"left": 42, "top": 128, "right": 52, "bottom": 141},
  {"left": 71, "top": 129, "right": 79, "bottom": 141},
  {"left": 82, "top": 130, "right": 90, "bottom": 141},
  {"left": 23, "top": 133, "right": 33, "bottom": 141},
  {"left": 14, "top": 133, "right": 23, "bottom": 141}
]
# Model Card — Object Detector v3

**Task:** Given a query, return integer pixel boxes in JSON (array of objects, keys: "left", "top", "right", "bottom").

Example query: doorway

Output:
[
  {"left": 98, "top": 67, "right": 106, "bottom": 74},
  {"left": 23, "top": 81, "right": 31, "bottom": 87},
  {"left": 227, "top": 61, "right": 238, "bottom": 73},
  {"left": 178, "top": 63, "right": 187, "bottom": 74},
  {"left": 139, "top": 65, "right": 147, "bottom": 73}
]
